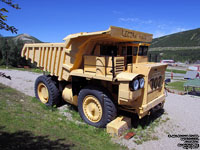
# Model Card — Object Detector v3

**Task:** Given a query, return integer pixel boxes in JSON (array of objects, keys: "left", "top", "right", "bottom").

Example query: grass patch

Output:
[
  {"left": 0, "top": 65, "right": 43, "bottom": 74},
  {"left": 0, "top": 83, "right": 125, "bottom": 150},
  {"left": 166, "top": 69, "right": 186, "bottom": 74},
  {"left": 166, "top": 80, "right": 187, "bottom": 91}
]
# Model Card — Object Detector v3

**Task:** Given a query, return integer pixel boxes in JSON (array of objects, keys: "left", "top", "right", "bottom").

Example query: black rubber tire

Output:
[
  {"left": 78, "top": 86, "right": 117, "bottom": 128},
  {"left": 34, "top": 75, "right": 60, "bottom": 106}
]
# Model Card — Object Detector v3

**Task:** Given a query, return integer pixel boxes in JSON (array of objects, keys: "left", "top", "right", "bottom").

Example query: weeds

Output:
[
  {"left": 0, "top": 83, "right": 125, "bottom": 150},
  {"left": 166, "top": 69, "right": 186, "bottom": 74},
  {"left": 0, "top": 65, "right": 43, "bottom": 74},
  {"left": 125, "top": 109, "right": 170, "bottom": 145},
  {"left": 166, "top": 80, "right": 187, "bottom": 91}
]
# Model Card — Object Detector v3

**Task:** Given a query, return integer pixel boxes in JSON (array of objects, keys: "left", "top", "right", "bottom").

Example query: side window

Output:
[
  {"left": 127, "top": 46, "right": 132, "bottom": 55},
  {"left": 133, "top": 47, "right": 138, "bottom": 56},
  {"left": 122, "top": 46, "right": 126, "bottom": 56},
  {"left": 127, "top": 46, "right": 132, "bottom": 64},
  {"left": 139, "top": 46, "right": 148, "bottom": 56}
]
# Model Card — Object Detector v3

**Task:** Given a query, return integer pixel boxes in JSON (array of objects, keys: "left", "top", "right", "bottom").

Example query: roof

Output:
[
  {"left": 184, "top": 71, "right": 199, "bottom": 79},
  {"left": 184, "top": 79, "right": 200, "bottom": 88},
  {"left": 63, "top": 26, "right": 153, "bottom": 48}
]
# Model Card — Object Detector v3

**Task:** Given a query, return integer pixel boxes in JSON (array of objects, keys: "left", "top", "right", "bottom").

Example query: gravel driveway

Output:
[
  {"left": 0, "top": 69, "right": 40, "bottom": 97},
  {"left": 0, "top": 69, "right": 200, "bottom": 150}
]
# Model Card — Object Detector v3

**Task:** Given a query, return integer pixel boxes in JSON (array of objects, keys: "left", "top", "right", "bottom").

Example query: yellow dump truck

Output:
[{"left": 21, "top": 26, "right": 167, "bottom": 127}]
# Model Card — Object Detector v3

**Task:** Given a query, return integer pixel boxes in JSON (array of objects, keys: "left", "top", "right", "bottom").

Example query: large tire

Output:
[
  {"left": 35, "top": 75, "right": 60, "bottom": 106},
  {"left": 78, "top": 86, "right": 117, "bottom": 128}
]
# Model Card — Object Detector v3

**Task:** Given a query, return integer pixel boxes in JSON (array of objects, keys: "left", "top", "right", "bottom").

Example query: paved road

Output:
[{"left": 165, "top": 72, "right": 185, "bottom": 82}]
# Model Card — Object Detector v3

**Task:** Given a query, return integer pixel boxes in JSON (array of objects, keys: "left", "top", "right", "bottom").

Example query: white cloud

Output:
[
  {"left": 171, "top": 27, "right": 187, "bottom": 33},
  {"left": 117, "top": 17, "right": 188, "bottom": 38},
  {"left": 112, "top": 10, "right": 122, "bottom": 15},
  {"left": 119, "top": 17, "right": 153, "bottom": 25},
  {"left": 119, "top": 17, "right": 139, "bottom": 22},
  {"left": 153, "top": 31, "right": 167, "bottom": 38},
  {"left": 157, "top": 24, "right": 168, "bottom": 29},
  {"left": 143, "top": 20, "right": 153, "bottom": 24},
  {"left": 153, "top": 27, "right": 188, "bottom": 38}
]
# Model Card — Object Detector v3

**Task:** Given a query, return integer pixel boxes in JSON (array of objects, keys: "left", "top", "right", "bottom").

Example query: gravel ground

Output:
[
  {"left": 0, "top": 69, "right": 40, "bottom": 97},
  {"left": 0, "top": 69, "right": 200, "bottom": 150},
  {"left": 114, "top": 93, "right": 200, "bottom": 150}
]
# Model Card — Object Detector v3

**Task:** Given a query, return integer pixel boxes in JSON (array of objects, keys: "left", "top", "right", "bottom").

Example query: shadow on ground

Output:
[
  {"left": 188, "top": 91, "right": 200, "bottom": 96},
  {"left": 119, "top": 108, "right": 165, "bottom": 129},
  {"left": 0, "top": 126, "right": 74, "bottom": 150},
  {"left": 58, "top": 98, "right": 165, "bottom": 129}
]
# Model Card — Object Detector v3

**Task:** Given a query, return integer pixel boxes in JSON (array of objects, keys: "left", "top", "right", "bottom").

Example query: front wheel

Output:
[{"left": 78, "top": 86, "right": 117, "bottom": 128}]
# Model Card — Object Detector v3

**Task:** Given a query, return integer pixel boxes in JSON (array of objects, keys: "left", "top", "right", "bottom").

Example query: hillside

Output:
[
  {"left": 149, "top": 28, "right": 200, "bottom": 63},
  {"left": 0, "top": 34, "right": 42, "bottom": 67},
  {"left": 151, "top": 28, "right": 200, "bottom": 48},
  {"left": 0, "top": 34, "right": 42, "bottom": 44}
]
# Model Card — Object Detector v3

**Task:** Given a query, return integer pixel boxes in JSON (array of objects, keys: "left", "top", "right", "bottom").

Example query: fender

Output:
[{"left": 114, "top": 72, "right": 143, "bottom": 81}]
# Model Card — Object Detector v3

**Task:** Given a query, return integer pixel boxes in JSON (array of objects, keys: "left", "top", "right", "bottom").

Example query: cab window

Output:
[
  {"left": 122, "top": 46, "right": 138, "bottom": 64},
  {"left": 138, "top": 46, "right": 148, "bottom": 56}
]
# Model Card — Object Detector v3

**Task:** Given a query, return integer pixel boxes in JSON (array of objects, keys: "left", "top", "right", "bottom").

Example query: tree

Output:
[
  {"left": 0, "top": 38, "right": 10, "bottom": 66},
  {"left": 0, "top": 0, "right": 20, "bottom": 34}
]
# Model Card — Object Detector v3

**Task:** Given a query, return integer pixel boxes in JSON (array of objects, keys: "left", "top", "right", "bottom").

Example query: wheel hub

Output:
[
  {"left": 37, "top": 82, "right": 49, "bottom": 103},
  {"left": 83, "top": 95, "right": 102, "bottom": 123}
]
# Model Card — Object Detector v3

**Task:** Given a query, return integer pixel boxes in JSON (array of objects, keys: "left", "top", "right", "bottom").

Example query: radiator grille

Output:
[{"left": 115, "top": 57, "right": 124, "bottom": 74}]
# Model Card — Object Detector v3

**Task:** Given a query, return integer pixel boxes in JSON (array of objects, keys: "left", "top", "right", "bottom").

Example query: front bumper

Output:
[{"left": 138, "top": 94, "right": 165, "bottom": 118}]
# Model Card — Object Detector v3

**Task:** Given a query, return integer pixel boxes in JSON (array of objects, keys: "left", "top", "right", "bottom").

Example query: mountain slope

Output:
[
  {"left": 149, "top": 28, "right": 200, "bottom": 63},
  {"left": 0, "top": 34, "right": 42, "bottom": 67},
  {"left": 2, "top": 34, "right": 42, "bottom": 44},
  {"left": 151, "top": 28, "right": 200, "bottom": 48}
]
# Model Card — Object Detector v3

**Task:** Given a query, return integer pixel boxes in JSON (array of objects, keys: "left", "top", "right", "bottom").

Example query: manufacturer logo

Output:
[{"left": 121, "top": 29, "right": 148, "bottom": 40}]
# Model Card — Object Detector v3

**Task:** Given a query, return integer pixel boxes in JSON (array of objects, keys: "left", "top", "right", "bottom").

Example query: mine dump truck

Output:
[{"left": 21, "top": 26, "right": 167, "bottom": 128}]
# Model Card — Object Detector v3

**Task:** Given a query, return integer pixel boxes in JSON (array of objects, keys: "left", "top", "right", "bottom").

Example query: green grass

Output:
[
  {"left": 166, "top": 80, "right": 188, "bottom": 91},
  {"left": 0, "top": 65, "right": 43, "bottom": 74},
  {"left": 0, "top": 83, "right": 171, "bottom": 148},
  {"left": 0, "top": 83, "right": 125, "bottom": 150},
  {"left": 166, "top": 69, "right": 186, "bottom": 74}
]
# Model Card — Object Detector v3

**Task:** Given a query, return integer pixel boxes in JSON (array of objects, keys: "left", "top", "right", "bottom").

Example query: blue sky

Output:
[{"left": 1, "top": 0, "right": 200, "bottom": 42}]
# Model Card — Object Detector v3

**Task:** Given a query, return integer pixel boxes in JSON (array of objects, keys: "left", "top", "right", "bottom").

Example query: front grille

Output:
[{"left": 115, "top": 57, "right": 124, "bottom": 74}]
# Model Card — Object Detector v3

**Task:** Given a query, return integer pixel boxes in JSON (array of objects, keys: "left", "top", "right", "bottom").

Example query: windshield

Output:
[
  {"left": 138, "top": 46, "right": 148, "bottom": 56},
  {"left": 97, "top": 44, "right": 148, "bottom": 57}
]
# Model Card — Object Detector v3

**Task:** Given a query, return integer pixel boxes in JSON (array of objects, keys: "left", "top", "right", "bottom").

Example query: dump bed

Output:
[{"left": 21, "top": 43, "right": 72, "bottom": 81}]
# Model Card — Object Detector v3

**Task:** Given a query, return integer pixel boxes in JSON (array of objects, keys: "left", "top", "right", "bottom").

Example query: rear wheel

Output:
[
  {"left": 35, "top": 75, "right": 60, "bottom": 106},
  {"left": 78, "top": 86, "right": 117, "bottom": 128}
]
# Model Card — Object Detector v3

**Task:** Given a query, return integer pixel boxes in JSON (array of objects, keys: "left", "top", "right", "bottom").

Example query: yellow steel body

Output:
[
  {"left": 106, "top": 116, "right": 131, "bottom": 137},
  {"left": 62, "top": 85, "right": 78, "bottom": 106},
  {"left": 21, "top": 26, "right": 167, "bottom": 119}
]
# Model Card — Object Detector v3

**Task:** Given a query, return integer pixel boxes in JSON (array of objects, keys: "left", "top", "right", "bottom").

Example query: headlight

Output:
[
  {"left": 139, "top": 78, "right": 145, "bottom": 88},
  {"left": 132, "top": 79, "right": 139, "bottom": 91}
]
